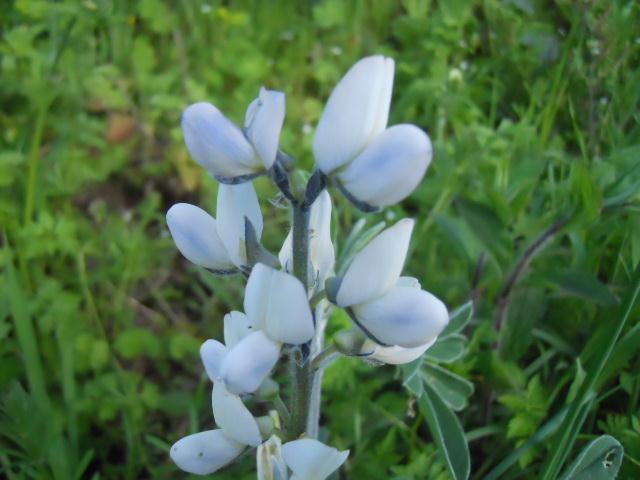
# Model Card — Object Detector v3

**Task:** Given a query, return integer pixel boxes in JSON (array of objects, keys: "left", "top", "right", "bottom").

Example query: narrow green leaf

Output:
[
  {"left": 5, "top": 252, "right": 48, "bottom": 406},
  {"left": 402, "top": 357, "right": 424, "bottom": 397},
  {"left": 420, "top": 384, "right": 470, "bottom": 480},
  {"left": 540, "top": 264, "right": 640, "bottom": 479},
  {"left": 423, "top": 364, "right": 474, "bottom": 411},
  {"left": 546, "top": 269, "right": 618, "bottom": 306},
  {"left": 425, "top": 334, "right": 466, "bottom": 363},
  {"left": 559, "top": 435, "right": 623, "bottom": 480},
  {"left": 440, "top": 301, "right": 473, "bottom": 338}
]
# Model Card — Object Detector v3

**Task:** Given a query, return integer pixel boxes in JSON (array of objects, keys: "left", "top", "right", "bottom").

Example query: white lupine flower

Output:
[
  {"left": 166, "top": 203, "right": 235, "bottom": 270},
  {"left": 335, "top": 220, "right": 449, "bottom": 348},
  {"left": 166, "top": 182, "right": 262, "bottom": 270},
  {"left": 244, "top": 263, "right": 315, "bottom": 345},
  {"left": 313, "top": 55, "right": 432, "bottom": 208},
  {"left": 282, "top": 438, "right": 349, "bottom": 480},
  {"left": 313, "top": 55, "right": 394, "bottom": 174},
  {"left": 257, "top": 435, "right": 288, "bottom": 480},
  {"left": 182, "top": 89, "right": 285, "bottom": 179},
  {"left": 170, "top": 429, "right": 244, "bottom": 475},
  {"left": 338, "top": 124, "right": 432, "bottom": 207},
  {"left": 336, "top": 219, "right": 414, "bottom": 307},
  {"left": 279, "top": 190, "right": 335, "bottom": 291}
]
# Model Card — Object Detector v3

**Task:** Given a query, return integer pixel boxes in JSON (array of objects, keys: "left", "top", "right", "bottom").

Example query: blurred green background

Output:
[{"left": 2, "top": 0, "right": 640, "bottom": 478}]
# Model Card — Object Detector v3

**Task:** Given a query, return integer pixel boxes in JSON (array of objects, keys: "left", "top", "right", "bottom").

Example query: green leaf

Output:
[
  {"left": 423, "top": 364, "right": 474, "bottom": 411},
  {"left": 420, "top": 384, "right": 470, "bottom": 480},
  {"left": 425, "top": 334, "right": 466, "bottom": 363},
  {"left": 454, "top": 197, "right": 507, "bottom": 259},
  {"left": 440, "top": 301, "right": 473, "bottom": 338},
  {"left": 559, "top": 435, "right": 623, "bottom": 480},
  {"left": 546, "top": 269, "right": 617, "bottom": 305},
  {"left": 402, "top": 358, "right": 424, "bottom": 397}
]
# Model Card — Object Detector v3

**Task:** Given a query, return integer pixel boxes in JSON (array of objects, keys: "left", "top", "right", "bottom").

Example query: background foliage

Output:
[{"left": 1, "top": 0, "right": 639, "bottom": 478}]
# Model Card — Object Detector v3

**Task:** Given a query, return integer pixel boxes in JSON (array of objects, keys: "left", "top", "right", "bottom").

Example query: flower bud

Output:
[
  {"left": 314, "top": 56, "right": 394, "bottom": 174},
  {"left": 170, "top": 429, "right": 244, "bottom": 475},
  {"left": 254, "top": 377, "right": 280, "bottom": 401},
  {"left": 338, "top": 124, "right": 432, "bottom": 208},
  {"left": 182, "top": 102, "right": 260, "bottom": 178}
]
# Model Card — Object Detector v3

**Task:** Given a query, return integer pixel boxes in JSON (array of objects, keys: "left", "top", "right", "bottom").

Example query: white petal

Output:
[
  {"left": 308, "top": 190, "right": 335, "bottom": 289},
  {"left": 245, "top": 264, "right": 315, "bottom": 345},
  {"left": 224, "top": 311, "right": 257, "bottom": 349},
  {"left": 221, "top": 330, "right": 281, "bottom": 394},
  {"left": 245, "top": 88, "right": 285, "bottom": 170},
  {"left": 313, "top": 56, "right": 395, "bottom": 174},
  {"left": 200, "top": 339, "right": 227, "bottom": 381},
  {"left": 216, "top": 183, "right": 263, "bottom": 267},
  {"left": 336, "top": 219, "right": 414, "bottom": 307},
  {"left": 339, "top": 124, "right": 432, "bottom": 207},
  {"left": 362, "top": 338, "right": 436, "bottom": 365},
  {"left": 170, "top": 429, "right": 244, "bottom": 475},
  {"left": 166, "top": 203, "right": 234, "bottom": 270},
  {"left": 278, "top": 191, "right": 335, "bottom": 292},
  {"left": 352, "top": 286, "right": 449, "bottom": 348},
  {"left": 277, "top": 230, "right": 294, "bottom": 274},
  {"left": 266, "top": 266, "right": 315, "bottom": 344},
  {"left": 282, "top": 438, "right": 349, "bottom": 480},
  {"left": 182, "top": 102, "right": 260, "bottom": 177},
  {"left": 212, "top": 382, "right": 262, "bottom": 447},
  {"left": 257, "top": 435, "right": 288, "bottom": 480},
  {"left": 244, "top": 263, "right": 275, "bottom": 330}
]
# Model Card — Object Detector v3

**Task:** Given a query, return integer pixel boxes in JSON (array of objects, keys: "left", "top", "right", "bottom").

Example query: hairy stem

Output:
[{"left": 288, "top": 203, "right": 313, "bottom": 439}]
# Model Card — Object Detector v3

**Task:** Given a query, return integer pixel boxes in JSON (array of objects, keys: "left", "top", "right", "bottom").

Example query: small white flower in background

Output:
[
  {"left": 170, "top": 429, "right": 244, "bottom": 476},
  {"left": 257, "top": 435, "right": 288, "bottom": 480},
  {"left": 279, "top": 190, "right": 335, "bottom": 292},
  {"left": 334, "top": 219, "right": 449, "bottom": 350},
  {"left": 166, "top": 182, "right": 262, "bottom": 270},
  {"left": 182, "top": 88, "right": 285, "bottom": 181},
  {"left": 313, "top": 55, "right": 433, "bottom": 208},
  {"left": 282, "top": 438, "right": 349, "bottom": 480}
]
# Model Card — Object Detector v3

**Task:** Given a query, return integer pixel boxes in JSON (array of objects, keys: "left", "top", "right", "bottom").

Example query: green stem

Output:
[
  {"left": 23, "top": 104, "right": 48, "bottom": 226},
  {"left": 288, "top": 203, "right": 313, "bottom": 439}
]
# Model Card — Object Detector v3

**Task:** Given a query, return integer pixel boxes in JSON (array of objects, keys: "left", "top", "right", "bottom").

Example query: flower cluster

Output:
[{"left": 166, "top": 56, "right": 448, "bottom": 478}]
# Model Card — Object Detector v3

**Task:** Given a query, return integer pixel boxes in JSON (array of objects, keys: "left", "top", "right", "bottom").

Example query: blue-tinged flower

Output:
[
  {"left": 333, "top": 220, "right": 449, "bottom": 351},
  {"left": 166, "top": 182, "right": 263, "bottom": 270},
  {"left": 313, "top": 56, "right": 432, "bottom": 209},
  {"left": 182, "top": 88, "right": 285, "bottom": 182}
]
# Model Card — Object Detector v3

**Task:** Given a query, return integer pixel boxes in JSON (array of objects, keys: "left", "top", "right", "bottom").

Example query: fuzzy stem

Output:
[{"left": 288, "top": 203, "right": 313, "bottom": 439}]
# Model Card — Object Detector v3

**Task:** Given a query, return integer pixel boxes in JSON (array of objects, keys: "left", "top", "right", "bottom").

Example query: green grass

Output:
[{"left": 1, "top": 0, "right": 639, "bottom": 478}]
